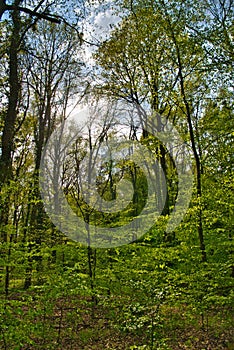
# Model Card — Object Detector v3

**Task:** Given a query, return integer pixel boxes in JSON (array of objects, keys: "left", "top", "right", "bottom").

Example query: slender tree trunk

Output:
[
  {"left": 174, "top": 41, "right": 207, "bottom": 262},
  {"left": 87, "top": 244, "right": 97, "bottom": 308},
  {"left": 23, "top": 201, "right": 33, "bottom": 289}
]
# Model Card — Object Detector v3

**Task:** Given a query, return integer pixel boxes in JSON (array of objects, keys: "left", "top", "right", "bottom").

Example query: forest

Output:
[{"left": 0, "top": 0, "right": 233, "bottom": 349}]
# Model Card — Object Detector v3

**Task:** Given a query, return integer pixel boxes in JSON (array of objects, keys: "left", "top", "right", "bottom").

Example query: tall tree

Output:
[
  {"left": 0, "top": 0, "right": 85, "bottom": 291},
  {"left": 94, "top": 0, "right": 211, "bottom": 258},
  {"left": 0, "top": 0, "right": 61, "bottom": 185}
]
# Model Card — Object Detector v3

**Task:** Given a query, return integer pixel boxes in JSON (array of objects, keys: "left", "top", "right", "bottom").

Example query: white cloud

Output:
[
  {"left": 93, "top": 9, "right": 120, "bottom": 38},
  {"left": 80, "top": 1, "right": 123, "bottom": 66}
]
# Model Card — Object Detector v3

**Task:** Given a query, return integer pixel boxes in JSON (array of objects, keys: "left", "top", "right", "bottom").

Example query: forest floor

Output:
[
  {"left": 5, "top": 292, "right": 232, "bottom": 350},
  {"left": 46, "top": 306, "right": 234, "bottom": 350}
]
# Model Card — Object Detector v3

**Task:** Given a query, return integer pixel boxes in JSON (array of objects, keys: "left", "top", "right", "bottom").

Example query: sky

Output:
[
  {"left": 67, "top": 0, "right": 124, "bottom": 117},
  {"left": 81, "top": 0, "right": 123, "bottom": 65}
]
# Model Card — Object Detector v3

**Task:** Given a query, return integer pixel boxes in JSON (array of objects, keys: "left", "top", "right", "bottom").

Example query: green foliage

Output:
[{"left": 0, "top": 0, "right": 233, "bottom": 349}]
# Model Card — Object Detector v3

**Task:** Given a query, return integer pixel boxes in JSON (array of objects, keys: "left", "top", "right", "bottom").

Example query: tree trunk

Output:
[
  {"left": 174, "top": 39, "right": 207, "bottom": 262},
  {"left": 0, "top": 1, "right": 21, "bottom": 185}
]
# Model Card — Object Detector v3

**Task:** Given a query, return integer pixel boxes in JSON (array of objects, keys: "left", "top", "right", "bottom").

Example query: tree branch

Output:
[
  {"left": 17, "top": 6, "right": 61, "bottom": 23},
  {"left": 0, "top": 1, "right": 61, "bottom": 23}
]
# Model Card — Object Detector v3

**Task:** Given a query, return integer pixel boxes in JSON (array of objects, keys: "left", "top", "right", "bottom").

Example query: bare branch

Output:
[{"left": 17, "top": 6, "right": 61, "bottom": 23}]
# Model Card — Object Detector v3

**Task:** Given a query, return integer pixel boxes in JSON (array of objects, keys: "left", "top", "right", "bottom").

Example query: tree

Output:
[
  {"left": 94, "top": 0, "right": 210, "bottom": 258},
  {"left": 0, "top": 0, "right": 84, "bottom": 291},
  {"left": 0, "top": 0, "right": 61, "bottom": 185},
  {"left": 94, "top": 8, "right": 180, "bottom": 220}
]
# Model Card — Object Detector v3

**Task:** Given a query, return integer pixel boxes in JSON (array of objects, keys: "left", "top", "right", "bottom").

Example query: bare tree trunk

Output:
[
  {"left": 0, "top": 0, "right": 21, "bottom": 185},
  {"left": 1, "top": 3, "right": 21, "bottom": 298},
  {"left": 0, "top": 0, "right": 8, "bottom": 20},
  {"left": 172, "top": 36, "right": 207, "bottom": 262}
]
